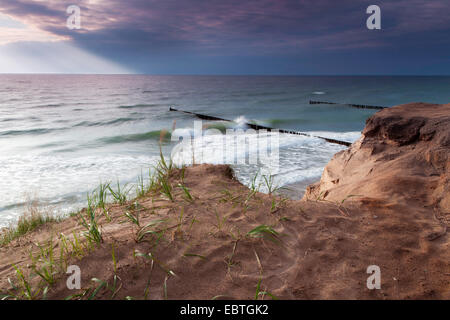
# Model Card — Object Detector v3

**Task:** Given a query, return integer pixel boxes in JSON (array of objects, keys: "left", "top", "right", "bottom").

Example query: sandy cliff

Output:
[{"left": 305, "top": 102, "right": 450, "bottom": 213}]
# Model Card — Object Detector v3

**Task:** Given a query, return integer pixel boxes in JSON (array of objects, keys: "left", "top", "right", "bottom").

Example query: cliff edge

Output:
[{"left": 304, "top": 102, "right": 450, "bottom": 214}]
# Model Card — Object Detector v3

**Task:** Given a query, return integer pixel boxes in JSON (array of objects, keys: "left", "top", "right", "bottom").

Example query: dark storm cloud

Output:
[{"left": 1, "top": 0, "right": 449, "bottom": 74}]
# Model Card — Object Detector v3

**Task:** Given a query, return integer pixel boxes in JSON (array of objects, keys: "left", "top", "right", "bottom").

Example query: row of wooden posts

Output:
[{"left": 169, "top": 101, "right": 386, "bottom": 147}]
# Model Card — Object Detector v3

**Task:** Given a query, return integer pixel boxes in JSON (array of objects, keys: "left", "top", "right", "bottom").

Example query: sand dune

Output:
[{"left": 0, "top": 102, "right": 448, "bottom": 299}]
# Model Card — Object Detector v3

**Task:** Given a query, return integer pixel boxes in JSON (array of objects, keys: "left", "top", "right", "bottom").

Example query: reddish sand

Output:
[{"left": 0, "top": 102, "right": 448, "bottom": 299}]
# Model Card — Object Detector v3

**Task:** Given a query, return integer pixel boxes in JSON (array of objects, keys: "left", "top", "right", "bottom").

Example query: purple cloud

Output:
[{"left": 0, "top": 0, "right": 449, "bottom": 73}]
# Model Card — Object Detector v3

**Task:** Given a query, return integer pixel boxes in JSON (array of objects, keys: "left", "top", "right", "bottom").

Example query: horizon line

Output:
[{"left": 0, "top": 73, "right": 449, "bottom": 77}]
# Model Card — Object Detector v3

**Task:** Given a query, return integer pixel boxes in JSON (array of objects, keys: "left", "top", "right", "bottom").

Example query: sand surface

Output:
[{"left": 0, "top": 102, "right": 449, "bottom": 299}]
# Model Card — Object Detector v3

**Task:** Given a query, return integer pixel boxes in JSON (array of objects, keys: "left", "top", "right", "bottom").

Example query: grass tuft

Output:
[
  {"left": 246, "top": 225, "right": 280, "bottom": 243},
  {"left": 177, "top": 183, "right": 194, "bottom": 202},
  {"left": 0, "top": 202, "right": 59, "bottom": 247},
  {"left": 262, "top": 174, "right": 280, "bottom": 194},
  {"left": 78, "top": 194, "right": 103, "bottom": 245}
]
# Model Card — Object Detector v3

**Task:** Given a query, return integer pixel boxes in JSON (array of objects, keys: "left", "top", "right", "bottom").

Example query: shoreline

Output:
[{"left": 1, "top": 102, "right": 449, "bottom": 300}]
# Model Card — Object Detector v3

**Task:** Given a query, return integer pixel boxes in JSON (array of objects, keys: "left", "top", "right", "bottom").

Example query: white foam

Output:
[
  {"left": 171, "top": 130, "right": 361, "bottom": 193},
  {"left": 0, "top": 154, "right": 158, "bottom": 228},
  {"left": 0, "top": 129, "right": 362, "bottom": 227},
  {"left": 233, "top": 115, "right": 250, "bottom": 127}
]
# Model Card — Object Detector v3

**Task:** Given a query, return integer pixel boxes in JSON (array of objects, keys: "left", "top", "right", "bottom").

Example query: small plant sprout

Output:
[
  {"left": 255, "top": 278, "right": 278, "bottom": 300},
  {"left": 270, "top": 197, "right": 287, "bottom": 214},
  {"left": 225, "top": 240, "right": 239, "bottom": 274},
  {"left": 262, "top": 174, "right": 280, "bottom": 194},
  {"left": 214, "top": 209, "right": 227, "bottom": 232},
  {"left": 123, "top": 209, "right": 141, "bottom": 227},
  {"left": 157, "top": 144, "right": 174, "bottom": 176},
  {"left": 110, "top": 274, "right": 122, "bottom": 299},
  {"left": 157, "top": 170, "right": 174, "bottom": 201},
  {"left": 229, "top": 226, "right": 242, "bottom": 241},
  {"left": 188, "top": 215, "right": 199, "bottom": 233},
  {"left": 88, "top": 275, "right": 123, "bottom": 300},
  {"left": 11, "top": 265, "right": 42, "bottom": 300},
  {"left": 88, "top": 278, "right": 108, "bottom": 300},
  {"left": 147, "top": 169, "right": 158, "bottom": 193},
  {"left": 29, "top": 237, "right": 59, "bottom": 286},
  {"left": 136, "top": 171, "right": 147, "bottom": 198},
  {"left": 250, "top": 169, "right": 261, "bottom": 192},
  {"left": 78, "top": 194, "right": 103, "bottom": 245},
  {"left": 135, "top": 219, "right": 167, "bottom": 243},
  {"left": 243, "top": 189, "right": 257, "bottom": 212},
  {"left": 108, "top": 180, "right": 130, "bottom": 205},
  {"left": 177, "top": 183, "right": 194, "bottom": 202},
  {"left": 220, "top": 189, "right": 241, "bottom": 205},
  {"left": 134, "top": 250, "right": 176, "bottom": 277},
  {"left": 254, "top": 249, "right": 263, "bottom": 275},
  {"left": 95, "top": 182, "right": 111, "bottom": 221},
  {"left": 246, "top": 225, "right": 280, "bottom": 243}
]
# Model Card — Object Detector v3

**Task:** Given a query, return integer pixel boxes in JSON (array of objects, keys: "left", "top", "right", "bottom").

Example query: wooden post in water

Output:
[
  {"left": 309, "top": 100, "right": 386, "bottom": 110},
  {"left": 169, "top": 107, "right": 352, "bottom": 147}
]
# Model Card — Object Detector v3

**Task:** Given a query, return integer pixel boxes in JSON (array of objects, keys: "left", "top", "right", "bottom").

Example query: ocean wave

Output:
[
  {"left": 171, "top": 130, "right": 360, "bottom": 191},
  {"left": 253, "top": 118, "right": 309, "bottom": 127},
  {"left": 0, "top": 117, "right": 23, "bottom": 123},
  {"left": 0, "top": 127, "right": 54, "bottom": 137},
  {"left": 142, "top": 90, "right": 163, "bottom": 94},
  {"left": 100, "top": 129, "right": 172, "bottom": 144},
  {"left": 0, "top": 154, "right": 159, "bottom": 228},
  {"left": 233, "top": 115, "right": 250, "bottom": 127},
  {"left": 31, "top": 103, "right": 64, "bottom": 109},
  {"left": 73, "top": 117, "right": 137, "bottom": 128}
]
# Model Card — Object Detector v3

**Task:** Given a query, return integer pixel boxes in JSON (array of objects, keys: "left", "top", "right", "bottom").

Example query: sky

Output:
[{"left": 0, "top": 0, "right": 449, "bottom": 75}]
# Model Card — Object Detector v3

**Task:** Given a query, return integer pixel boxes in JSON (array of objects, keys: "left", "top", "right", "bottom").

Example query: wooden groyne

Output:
[
  {"left": 309, "top": 100, "right": 386, "bottom": 110},
  {"left": 169, "top": 107, "right": 352, "bottom": 147}
]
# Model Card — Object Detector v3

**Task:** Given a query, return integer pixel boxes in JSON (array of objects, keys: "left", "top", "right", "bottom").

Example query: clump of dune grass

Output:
[
  {"left": 2, "top": 265, "right": 47, "bottom": 300},
  {"left": 108, "top": 180, "right": 130, "bottom": 205},
  {"left": 123, "top": 208, "right": 167, "bottom": 243},
  {"left": 270, "top": 197, "right": 287, "bottom": 214},
  {"left": 136, "top": 171, "right": 147, "bottom": 198},
  {"left": 86, "top": 275, "right": 122, "bottom": 300},
  {"left": 262, "top": 174, "right": 280, "bottom": 194},
  {"left": 153, "top": 147, "right": 176, "bottom": 201},
  {"left": 77, "top": 194, "right": 103, "bottom": 245},
  {"left": 158, "top": 173, "right": 174, "bottom": 201},
  {"left": 0, "top": 201, "right": 59, "bottom": 247},
  {"left": 94, "top": 182, "right": 111, "bottom": 221}
]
